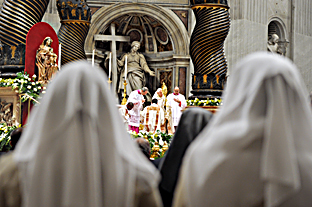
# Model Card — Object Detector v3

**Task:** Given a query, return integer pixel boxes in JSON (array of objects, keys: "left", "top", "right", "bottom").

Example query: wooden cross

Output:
[{"left": 94, "top": 23, "right": 130, "bottom": 93}]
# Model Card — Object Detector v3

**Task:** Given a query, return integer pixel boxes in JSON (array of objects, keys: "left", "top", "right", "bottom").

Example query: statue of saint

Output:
[
  {"left": 36, "top": 37, "right": 58, "bottom": 84},
  {"left": 117, "top": 41, "right": 155, "bottom": 95},
  {"left": 267, "top": 34, "right": 281, "bottom": 54}
]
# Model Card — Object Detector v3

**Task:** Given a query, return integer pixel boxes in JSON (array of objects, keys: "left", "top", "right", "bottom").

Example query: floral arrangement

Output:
[
  {"left": 0, "top": 72, "right": 46, "bottom": 103},
  {"left": 129, "top": 130, "right": 173, "bottom": 158},
  {"left": 186, "top": 98, "right": 222, "bottom": 106},
  {"left": 0, "top": 123, "right": 20, "bottom": 151}
]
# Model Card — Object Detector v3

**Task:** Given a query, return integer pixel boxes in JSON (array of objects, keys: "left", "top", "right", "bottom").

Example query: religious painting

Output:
[
  {"left": 158, "top": 69, "right": 173, "bottom": 93},
  {"left": 0, "top": 88, "right": 20, "bottom": 126}
]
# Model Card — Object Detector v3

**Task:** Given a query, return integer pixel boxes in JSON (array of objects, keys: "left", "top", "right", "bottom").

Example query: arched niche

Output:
[
  {"left": 267, "top": 17, "right": 289, "bottom": 56},
  {"left": 85, "top": 3, "right": 190, "bottom": 97}
]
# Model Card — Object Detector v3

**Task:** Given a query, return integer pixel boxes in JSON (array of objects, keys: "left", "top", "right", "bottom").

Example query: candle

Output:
[
  {"left": 108, "top": 52, "right": 112, "bottom": 79},
  {"left": 92, "top": 49, "right": 95, "bottom": 67},
  {"left": 124, "top": 55, "right": 127, "bottom": 81},
  {"left": 58, "top": 44, "right": 61, "bottom": 70}
]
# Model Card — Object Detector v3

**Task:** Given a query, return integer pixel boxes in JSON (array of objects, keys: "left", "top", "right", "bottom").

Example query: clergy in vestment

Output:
[
  {"left": 152, "top": 88, "right": 166, "bottom": 132},
  {"left": 152, "top": 88, "right": 166, "bottom": 111},
  {"left": 9, "top": 62, "right": 162, "bottom": 207},
  {"left": 173, "top": 52, "right": 312, "bottom": 207},
  {"left": 142, "top": 99, "right": 165, "bottom": 133},
  {"left": 166, "top": 87, "right": 186, "bottom": 133},
  {"left": 127, "top": 87, "right": 149, "bottom": 133}
]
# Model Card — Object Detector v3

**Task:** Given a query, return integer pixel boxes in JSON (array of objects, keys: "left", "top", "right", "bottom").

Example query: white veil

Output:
[
  {"left": 14, "top": 61, "right": 160, "bottom": 207},
  {"left": 174, "top": 52, "right": 312, "bottom": 207}
]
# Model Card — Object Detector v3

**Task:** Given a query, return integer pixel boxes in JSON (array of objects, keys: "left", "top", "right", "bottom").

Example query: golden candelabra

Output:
[{"left": 121, "top": 80, "right": 128, "bottom": 105}]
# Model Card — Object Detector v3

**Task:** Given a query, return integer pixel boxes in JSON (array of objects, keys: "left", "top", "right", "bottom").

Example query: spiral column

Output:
[
  {"left": 190, "top": 0, "right": 230, "bottom": 97},
  {"left": 0, "top": 0, "right": 49, "bottom": 72},
  {"left": 57, "top": 0, "right": 91, "bottom": 65}
]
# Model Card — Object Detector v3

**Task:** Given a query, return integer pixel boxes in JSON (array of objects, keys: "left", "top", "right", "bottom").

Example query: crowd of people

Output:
[{"left": 1, "top": 52, "right": 312, "bottom": 207}]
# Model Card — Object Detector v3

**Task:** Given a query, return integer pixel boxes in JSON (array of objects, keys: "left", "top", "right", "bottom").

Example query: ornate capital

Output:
[{"left": 57, "top": 0, "right": 91, "bottom": 23}]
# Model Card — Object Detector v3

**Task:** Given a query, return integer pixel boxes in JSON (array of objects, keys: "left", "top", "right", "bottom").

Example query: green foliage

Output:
[
  {"left": 186, "top": 97, "right": 222, "bottom": 106},
  {"left": 129, "top": 130, "right": 173, "bottom": 157},
  {"left": 0, "top": 124, "right": 20, "bottom": 151},
  {"left": 0, "top": 72, "right": 46, "bottom": 104}
]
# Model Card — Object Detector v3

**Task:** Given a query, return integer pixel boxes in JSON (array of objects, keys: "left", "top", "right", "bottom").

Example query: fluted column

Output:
[
  {"left": 56, "top": 0, "right": 91, "bottom": 65},
  {"left": 0, "top": 0, "right": 49, "bottom": 68},
  {"left": 190, "top": 0, "right": 230, "bottom": 97}
]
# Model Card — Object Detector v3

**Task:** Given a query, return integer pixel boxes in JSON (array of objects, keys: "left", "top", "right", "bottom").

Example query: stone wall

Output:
[
  {"left": 221, "top": 0, "right": 312, "bottom": 92},
  {"left": 293, "top": 0, "right": 312, "bottom": 92}
]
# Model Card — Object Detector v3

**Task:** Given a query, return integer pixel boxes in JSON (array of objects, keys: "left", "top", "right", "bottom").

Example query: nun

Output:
[
  {"left": 173, "top": 52, "right": 312, "bottom": 207},
  {"left": 5, "top": 61, "right": 162, "bottom": 207}
]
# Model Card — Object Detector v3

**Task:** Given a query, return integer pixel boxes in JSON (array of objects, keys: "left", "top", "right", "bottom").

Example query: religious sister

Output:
[
  {"left": 173, "top": 52, "right": 312, "bottom": 207},
  {"left": 11, "top": 61, "right": 162, "bottom": 207}
]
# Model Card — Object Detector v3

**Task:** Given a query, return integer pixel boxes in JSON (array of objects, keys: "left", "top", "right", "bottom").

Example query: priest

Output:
[
  {"left": 127, "top": 87, "right": 149, "bottom": 133},
  {"left": 167, "top": 87, "right": 186, "bottom": 133},
  {"left": 142, "top": 99, "right": 165, "bottom": 133},
  {"left": 152, "top": 88, "right": 166, "bottom": 132}
]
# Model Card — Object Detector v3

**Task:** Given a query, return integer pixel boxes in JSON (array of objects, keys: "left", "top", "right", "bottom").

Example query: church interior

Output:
[{"left": 0, "top": 0, "right": 312, "bottom": 206}]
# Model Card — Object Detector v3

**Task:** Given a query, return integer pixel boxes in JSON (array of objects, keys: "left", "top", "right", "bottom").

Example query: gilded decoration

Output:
[
  {"left": 190, "top": 0, "right": 230, "bottom": 96},
  {"left": 99, "top": 14, "right": 174, "bottom": 54},
  {"left": 36, "top": 37, "right": 58, "bottom": 84},
  {"left": 57, "top": 0, "right": 91, "bottom": 64}
]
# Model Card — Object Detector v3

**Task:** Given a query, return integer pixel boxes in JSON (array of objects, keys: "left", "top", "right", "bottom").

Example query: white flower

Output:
[
  {"left": 32, "top": 74, "right": 37, "bottom": 78},
  {"left": 42, "top": 91, "right": 46, "bottom": 94},
  {"left": 27, "top": 85, "right": 31, "bottom": 89},
  {"left": 2, "top": 83, "right": 6, "bottom": 86},
  {"left": 43, "top": 86, "right": 46, "bottom": 90},
  {"left": 36, "top": 81, "right": 39, "bottom": 84},
  {"left": 28, "top": 78, "right": 31, "bottom": 81},
  {"left": 0, "top": 133, "right": 6, "bottom": 141},
  {"left": 24, "top": 80, "right": 28, "bottom": 83},
  {"left": 38, "top": 86, "right": 41, "bottom": 89},
  {"left": 32, "top": 82, "right": 35, "bottom": 85},
  {"left": 34, "top": 88, "right": 37, "bottom": 92}
]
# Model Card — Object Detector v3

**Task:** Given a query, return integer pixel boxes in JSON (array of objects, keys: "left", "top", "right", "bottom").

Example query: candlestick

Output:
[
  {"left": 124, "top": 55, "right": 127, "bottom": 81},
  {"left": 109, "top": 52, "right": 112, "bottom": 79},
  {"left": 121, "top": 80, "right": 128, "bottom": 105},
  {"left": 58, "top": 44, "right": 61, "bottom": 70},
  {"left": 92, "top": 49, "right": 95, "bottom": 67}
]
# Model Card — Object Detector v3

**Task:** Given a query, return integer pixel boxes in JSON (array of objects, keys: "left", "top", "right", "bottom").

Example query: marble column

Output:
[{"left": 190, "top": 0, "right": 230, "bottom": 98}]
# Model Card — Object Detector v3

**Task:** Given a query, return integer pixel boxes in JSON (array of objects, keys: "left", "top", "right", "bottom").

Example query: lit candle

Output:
[
  {"left": 108, "top": 52, "right": 112, "bottom": 79},
  {"left": 92, "top": 49, "right": 95, "bottom": 67},
  {"left": 124, "top": 55, "right": 127, "bottom": 81},
  {"left": 58, "top": 44, "right": 61, "bottom": 70}
]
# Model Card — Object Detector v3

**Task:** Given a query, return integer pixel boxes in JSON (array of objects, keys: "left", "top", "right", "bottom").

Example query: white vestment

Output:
[
  {"left": 142, "top": 103, "right": 165, "bottom": 133},
  {"left": 127, "top": 90, "right": 144, "bottom": 127},
  {"left": 167, "top": 93, "right": 186, "bottom": 129},
  {"left": 14, "top": 61, "right": 161, "bottom": 207},
  {"left": 173, "top": 52, "right": 312, "bottom": 207}
]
